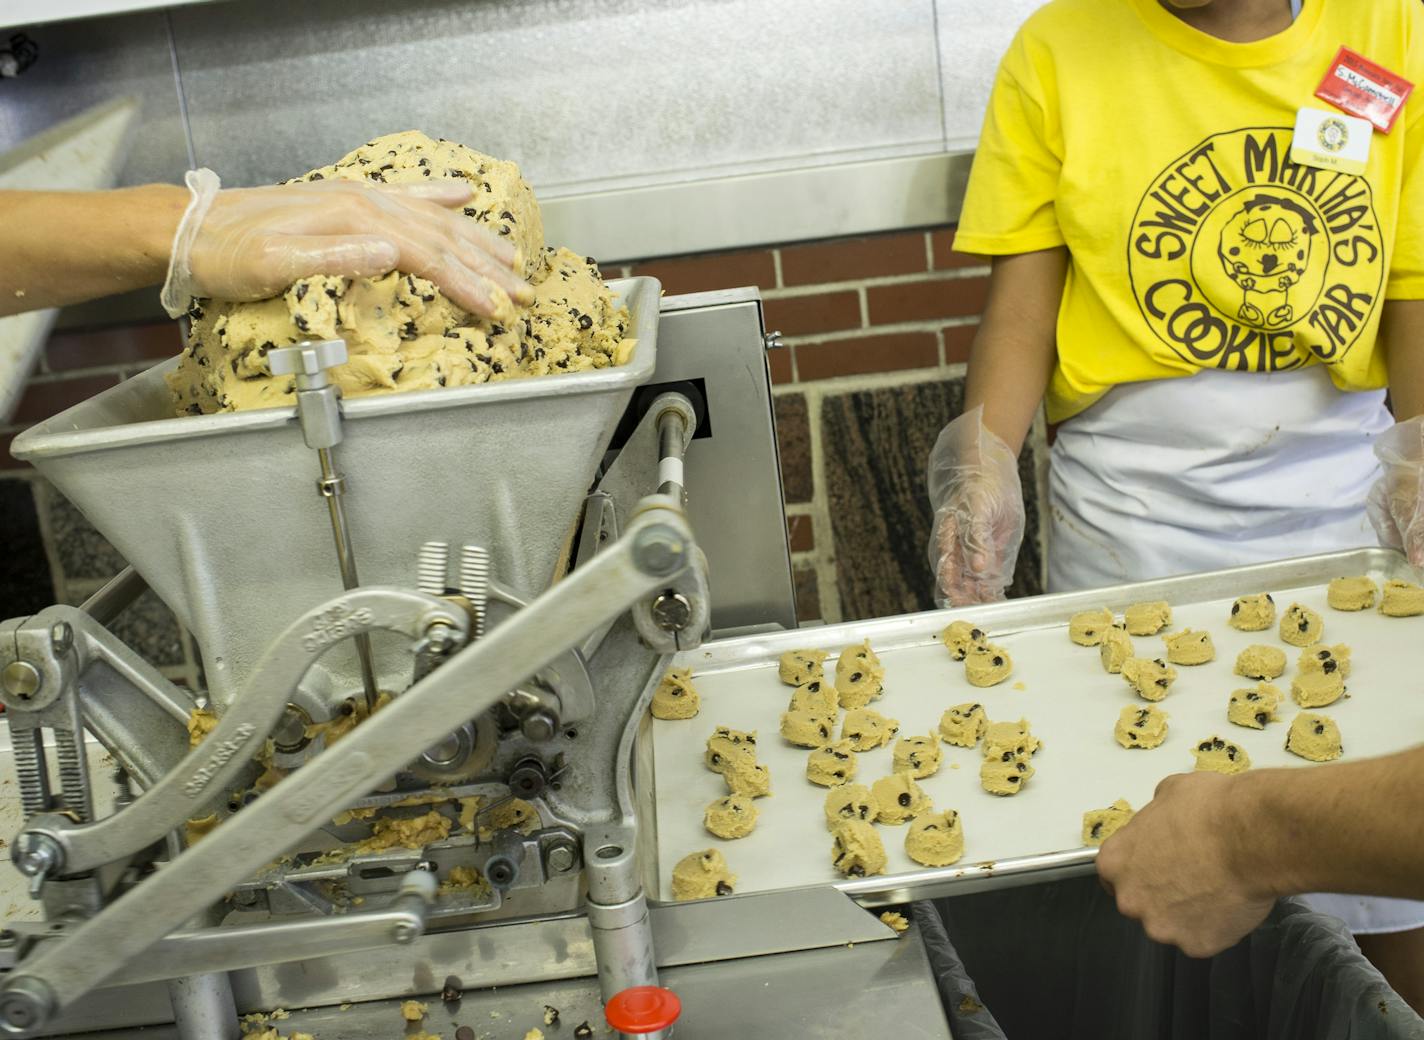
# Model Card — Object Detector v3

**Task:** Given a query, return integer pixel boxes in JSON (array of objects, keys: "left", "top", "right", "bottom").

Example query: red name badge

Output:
[{"left": 1315, "top": 46, "right": 1414, "bottom": 133}]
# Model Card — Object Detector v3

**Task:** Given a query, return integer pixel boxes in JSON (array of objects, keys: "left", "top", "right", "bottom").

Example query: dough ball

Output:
[
  {"left": 880, "top": 911, "right": 911, "bottom": 933},
  {"left": 836, "top": 640, "right": 882, "bottom": 688},
  {"left": 1298, "top": 643, "right": 1352, "bottom": 679},
  {"left": 1162, "top": 628, "right": 1214, "bottom": 665},
  {"left": 1124, "top": 601, "right": 1172, "bottom": 636},
  {"left": 481, "top": 797, "right": 541, "bottom": 836},
  {"left": 980, "top": 750, "right": 1035, "bottom": 795},
  {"left": 704, "top": 726, "right": 758, "bottom": 773},
  {"left": 779, "top": 710, "right": 838, "bottom": 749},
  {"left": 1234, "top": 644, "right": 1286, "bottom": 681},
  {"left": 938, "top": 702, "right": 987, "bottom": 748},
  {"left": 671, "top": 848, "right": 736, "bottom": 900},
  {"left": 1099, "top": 627, "right": 1134, "bottom": 674},
  {"left": 1114, "top": 704, "right": 1168, "bottom": 749},
  {"left": 806, "top": 740, "right": 858, "bottom": 787},
  {"left": 830, "top": 819, "right": 887, "bottom": 878},
  {"left": 1327, "top": 576, "right": 1378, "bottom": 611},
  {"left": 1290, "top": 669, "right": 1347, "bottom": 708},
  {"left": 940, "top": 620, "right": 987, "bottom": 661},
  {"left": 1082, "top": 799, "right": 1134, "bottom": 846},
  {"left": 1190, "top": 735, "right": 1251, "bottom": 774},
  {"left": 1380, "top": 579, "right": 1424, "bottom": 617},
  {"left": 703, "top": 794, "right": 759, "bottom": 839},
  {"left": 788, "top": 678, "right": 838, "bottom": 714},
  {"left": 870, "top": 772, "right": 932, "bottom": 823},
  {"left": 650, "top": 668, "right": 699, "bottom": 720},
  {"left": 905, "top": 810, "right": 965, "bottom": 867},
  {"left": 840, "top": 708, "right": 900, "bottom": 752},
  {"left": 1228, "top": 682, "right": 1282, "bottom": 730},
  {"left": 1279, "top": 603, "right": 1324, "bottom": 647},
  {"left": 982, "top": 718, "right": 1042, "bottom": 758},
  {"left": 722, "top": 756, "right": 772, "bottom": 799},
  {"left": 837, "top": 660, "right": 886, "bottom": 709},
  {"left": 1285, "top": 711, "right": 1343, "bottom": 762},
  {"left": 1228, "top": 592, "right": 1275, "bottom": 631},
  {"left": 891, "top": 733, "right": 943, "bottom": 779},
  {"left": 1068, "top": 608, "right": 1115, "bottom": 646},
  {"left": 778, "top": 649, "right": 828, "bottom": 687},
  {"left": 965, "top": 643, "right": 1012, "bottom": 688},
  {"left": 1121, "top": 657, "right": 1178, "bottom": 701},
  {"left": 823, "top": 784, "right": 879, "bottom": 829}
]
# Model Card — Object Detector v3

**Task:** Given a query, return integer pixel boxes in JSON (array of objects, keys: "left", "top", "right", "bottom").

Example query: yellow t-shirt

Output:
[{"left": 955, "top": 0, "right": 1424, "bottom": 424}]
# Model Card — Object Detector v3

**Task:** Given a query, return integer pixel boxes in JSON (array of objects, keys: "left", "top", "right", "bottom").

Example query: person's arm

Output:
[
  {"left": 0, "top": 186, "right": 188, "bottom": 317},
  {"left": 1096, "top": 745, "right": 1424, "bottom": 957},
  {"left": 962, "top": 247, "right": 1067, "bottom": 453},
  {"left": 1384, "top": 299, "right": 1424, "bottom": 420}
]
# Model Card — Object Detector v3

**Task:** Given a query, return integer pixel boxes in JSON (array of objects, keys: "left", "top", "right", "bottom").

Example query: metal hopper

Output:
[{"left": 13, "top": 278, "right": 660, "bottom": 704}]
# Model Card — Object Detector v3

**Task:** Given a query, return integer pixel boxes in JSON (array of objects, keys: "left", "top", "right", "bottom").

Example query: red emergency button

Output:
[{"left": 605, "top": 986, "right": 681, "bottom": 1034}]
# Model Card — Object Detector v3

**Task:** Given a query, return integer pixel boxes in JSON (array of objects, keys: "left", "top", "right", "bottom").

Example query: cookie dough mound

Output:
[
  {"left": 940, "top": 620, "right": 987, "bottom": 661},
  {"left": 1380, "top": 579, "right": 1424, "bottom": 617},
  {"left": 671, "top": 849, "right": 736, "bottom": 900},
  {"left": 806, "top": 741, "right": 857, "bottom": 787},
  {"left": 1298, "top": 644, "right": 1351, "bottom": 678},
  {"left": 983, "top": 718, "right": 1042, "bottom": 758},
  {"left": 837, "top": 660, "right": 886, "bottom": 709},
  {"left": 1163, "top": 629, "right": 1214, "bottom": 665},
  {"left": 892, "top": 733, "right": 943, "bottom": 779},
  {"left": 1235, "top": 644, "right": 1286, "bottom": 681},
  {"left": 1082, "top": 799, "right": 1134, "bottom": 846},
  {"left": 779, "top": 710, "right": 837, "bottom": 749},
  {"left": 168, "top": 132, "right": 635, "bottom": 415},
  {"left": 650, "top": 668, "right": 699, "bottom": 720},
  {"left": 906, "top": 810, "right": 965, "bottom": 867},
  {"left": 965, "top": 643, "right": 1012, "bottom": 687},
  {"left": 1121, "top": 657, "right": 1178, "bottom": 702},
  {"left": 939, "top": 703, "right": 987, "bottom": 748},
  {"left": 840, "top": 708, "right": 900, "bottom": 752},
  {"left": 1280, "top": 603, "right": 1324, "bottom": 647},
  {"left": 788, "top": 678, "right": 838, "bottom": 714},
  {"left": 1228, "top": 683, "right": 1282, "bottom": 729},
  {"left": 836, "top": 640, "right": 883, "bottom": 688},
  {"left": 830, "top": 820, "right": 887, "bottom": 878},
  {"left": 1191, "top": 736, "right": 1250, "bottom": 774},
  {"left": 981, "top": 751, "right": 1035, "bottom": 795},
  {"left": 722, "top": 756, "right": 772, "bottom": 798},
  {"left": 1069, "top": 608, "right": 1115, "bottom": 647},
  {"left": 1124, "top": 601, "right": 1171, "bottom": 636},
  {"left": 1099, "top": 627, "right": 1134, "bottom": 674},
  {"left": 871, "top": 773, "right": 932, "bottom": 823},
  {"left": 1229, "top": 592, "right": 1276, "bottom": 631},
  {"left": 1285, "top": 711, "right": 1343, "bottom": 762},
  {"left": 1290, "top": 670, "right": 1346, "bottom": 708},
  {"left": 704, "top": 727, "right": 758, "bottom": 773},
  {"left": 1114, "top": 704, "right": 1168, "bottom": 749},
  {"left": 779, "top": 649, "right": 829, "bottom": 687},
  {"left": 880, "top": 911, "right": 911, "bottom": 933},
  {"left": 703, "top": 794, "right": 759, "bottom": 839},
  {"left": 1328, "top": 576, "right": 1378, "bottom": 611},
  {"left": 824, "top": 784, "right": 878, "bottom": 829}
]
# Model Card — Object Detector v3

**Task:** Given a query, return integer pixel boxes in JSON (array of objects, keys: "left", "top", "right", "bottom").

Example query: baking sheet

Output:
[{"left": 648, "top": 549, "right": 1424, "bottom": 903}]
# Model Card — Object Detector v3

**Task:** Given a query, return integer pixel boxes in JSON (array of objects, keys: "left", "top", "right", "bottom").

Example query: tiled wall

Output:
[{"left": 0, "top": 225, "right": 1048, "bottom": 663}]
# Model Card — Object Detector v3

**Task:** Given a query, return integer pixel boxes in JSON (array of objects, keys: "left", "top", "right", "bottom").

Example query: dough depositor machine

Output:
[{"left": 0, "top": 284, "right": 954, "bottom": 1039}]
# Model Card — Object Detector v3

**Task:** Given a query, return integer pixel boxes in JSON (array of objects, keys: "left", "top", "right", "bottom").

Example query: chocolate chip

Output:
[
  {"left": 848, "top": 865, "right": 865, "bottom": 877},
  {"left": 441, "top": 977, "right": 463, "bottom": 1003},
  {"left": 850, "top": 672, "right": 863, "bottom": 683},
  {"left": 1198, "top": 740, "right": 1213, "bottom": 752},
  {"left": 1255, "top": 712, "right": 1268, "bottom": 725},
  {"left": 992, "top": 656, "right": 1004, "bottom": 667},
  {"left": 1266, "top": 594, "right": 1274, "bottom": 603},
  {"left": 1314, "top": 722, "right": 1326, "bottom": 735},
  {"left": 1298, "top": 619, "right": 1310, "bottom": 632},
  {"left": 1231, "top": 602, "right": 1241, "bottom": 615},
  {"left": 898, "top": 792, "right": 911, "bottom": 807},
  {"left": 808, "top": 681, "right": 821, "bottom": 692},
  {"left": 309, "top": 171, "right": 324, "bottom": 181},
  {"left": 971, "top": 628, "right": 984, "bottom": 640},
  {"left": 499, "top": 209, "right": 515, "bottom": 221},
  {"left": 832, "top": 770, "right": 846, "bottom": 780},
  {"left": 818, "top": 725, "right": 829, "bottom": 738},
  {"left": 1155, "top": 678, "right": 1169, "bottom": 687},
  {"left": 1001, "top": 750, "right": 1014, "bottom": 762},
  {"left": 1323, "top": 659, "right": 1337, "bottom": 674},
  {"left": 544, "top": 1006, "right": 560, "bottom": 1025},
  {"left": 715, "top": 880, "right": 733, "bottom": 896},
  {"left": 1227, "top": 747, "right": 1238, "bottom": 760},
  {"left": 293, "top": 314, "right": 309, "bottom": 333},
  {"left": 1007, "top": 775, "right": 1020, "bottom": 784},
  {"left": 575, "top": 1024, "right": 594, "bottom": 1039},
  {"left": 579, "top": 314, "right": 594, "bottom": 330},
  {"left": 1091, "top": 821, "right": 1103, "bottom": 838}
]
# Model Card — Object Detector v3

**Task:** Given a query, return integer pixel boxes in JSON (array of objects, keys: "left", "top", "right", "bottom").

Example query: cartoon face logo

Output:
[{"left": 1217, "top": 194, "right": 1320, "bottom": 328}]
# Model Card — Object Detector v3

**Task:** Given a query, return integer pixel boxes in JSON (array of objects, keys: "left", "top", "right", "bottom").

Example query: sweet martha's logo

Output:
[{"left": 1128, "top": 127, "right": 1383, "bottom": 371}]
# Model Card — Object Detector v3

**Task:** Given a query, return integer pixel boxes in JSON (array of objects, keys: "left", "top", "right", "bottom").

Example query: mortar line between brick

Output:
[
  {"left": 785, "top": 315, "right": 979, "bottom": 346},
  {"left": 761, "top": 266, "right": 989, "bottom": 300},
  {"left": 923, "top": 231, "right": 935, "bottom": 270},
  {"left": 857, "top": 287, "right": 868, "bottom": 329},
  {"left": 771, "top": 250, "right": 784, "bottom": 290}
]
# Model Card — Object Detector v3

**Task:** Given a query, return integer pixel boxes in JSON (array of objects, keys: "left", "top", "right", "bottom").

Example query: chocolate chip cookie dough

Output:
[
  {"left": 940, "top": 620, "right": 987, "bottom": 661},
  {"left": 983, "top": 718, "right": 1042, "bottom": 758},
  {"left": 830, "top": 820, "right": 887, "bottom": 877},
  {"left": 905, "top": 811, "right": 965, "bottom": 867},
  {"left": 1124, "top": 601, "right": 1171, "bottom": 636},
  {"left": 703, "top": 795, "right": 759, "bottom": 839},
  {"left": 1280, "top": 603, "right": 1324, "bottom": 647},
  {"left": 1291, "top": 670, "right": 1347, "bottom": 708},
  {"left": 1235, "top": 644, "right": 1286, "bottom": 681},
  {"left": 938, "top": 703, "right": 987, "bottom": 748},
  {"left": 871, "top": 773, "right": 932, "bottom": 822},
  {"left": 788, "top": 678, "right": 838, "bottom": 714},
  {"left": 1286, "top": 712, "right": 1343, "bottom": 761},
  {"left": 1298, "top": 644, "right": 1351, "bottom": 678},
  {"left": 168, "top": 131, "right": 632, "bottom": 415},
  {"left": 1191, "top": 736, "right": 1251, "bottom": 774},
  {"left": 1381, "top": 579, "right": 1424, "bottom": 617},
  {"left": 1328, "top": 576, "right": 1378, "bottom": 611},
  {"left": 840, "top": 708, "right": 900, "bottom": 752},
  {"left": 1069, "top": 608, "right": 1115, "bottom": 646},
  {"left": 722, "top": 756, "right": 772, "bottom": 798},
  {"left": 837, "top": 659, "right": 886, "bottom": 709},
  {"left": 1228, "top": 683, "right": 1282, "bottom": 729},
  {"left": 650, "top": 668, "right": 699, "bottom": 720},
  {"left": 779, "top": 649, "right": 828, "bottom": 687},
  {"left": 1114, "top": 704, "right": 1168, "bottom": 749},
  {"left": 1082, "top": 799, "right": 1134, "bottom": 846},
  {"left": 836, "top": 640, "right": 883, "bottom": 688},
  {"left": 1163, "top": 629, "right": 1214, "bottom": 665},
  {"left": 965, "top": 643, "right": 1013, "bottom": 687},
  {"left": 824, "top": 784, "right": 878, "bottom": 828},
  {"left": 1100, "top": 627, "right": 1134, "bottom": 673},
  {"left": 779, "top": 710, "right": 838, "bottom": 749},
  {"left": 672, "top": 849, "right": 736, "bottom": 900},
  {"left": 1121, "top": 657, "right": 1177, "bottom": 701},
  {"left": 981, "top": 751, "right": 1034, "bottom": 795},
  {"left": 704, "top": 727, "right": 757, "bottom": 772},
  {"left": 892, "top": 733, "right": 942, "bottom": 779},
  {"left": 806, "top": 741, "right": 857, "bottom": 787},
  {"left": 1229, "top": 592, "right": 1275, "bottom": 631}
]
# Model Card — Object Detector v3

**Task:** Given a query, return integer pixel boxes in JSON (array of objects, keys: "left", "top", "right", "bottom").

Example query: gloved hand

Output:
[
  {"left": 160, "top": 168, "right": 531, "bottom": 320},
  {"left": 927, "top": 405, "right": 1025, "bottom": 606},
  {"left": 1367, "top": 415, "right": 1424, "bottom": 567}
]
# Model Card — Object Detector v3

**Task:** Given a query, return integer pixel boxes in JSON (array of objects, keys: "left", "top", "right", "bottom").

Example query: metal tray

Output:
[
  {"left": 640, "top": 548, "right": 1424, "bottom": 907},
  {"left": 13, "top": 278, "right": 659, "bottom": 702}
]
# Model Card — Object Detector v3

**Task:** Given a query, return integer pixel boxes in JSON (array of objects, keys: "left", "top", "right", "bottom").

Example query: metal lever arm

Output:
[{"left": 0, "top": 504, "right": 694, "bottom": 1034}]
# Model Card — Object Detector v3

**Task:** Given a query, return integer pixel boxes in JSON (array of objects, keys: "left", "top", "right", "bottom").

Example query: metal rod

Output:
[
  {"left": 317, "top": 446, "right": 379, "bottom": 712},
  {"left": 77, "top": 567, "right": 147, "bottom": 627},
  {"left": 166, "top": 972, "right": 238, "bottom": 1040},
  {"left": 655, "top": 410, "right": 688, "bottom": 502}
]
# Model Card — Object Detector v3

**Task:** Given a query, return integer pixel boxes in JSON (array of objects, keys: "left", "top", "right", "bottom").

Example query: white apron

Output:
[{"left": 1048, "top": 365, "right": 1424, "bottom": 934}]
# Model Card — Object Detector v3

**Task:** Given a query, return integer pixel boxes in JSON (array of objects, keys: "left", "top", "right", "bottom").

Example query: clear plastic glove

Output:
[
  {"left": 926, "top": 405, "right": 1025, "bottom": 606},
  {"left": 1367, "top": 415, "right": 1424, "bottom": 567},
  {"left": 160, "top": 168, "right": 531, "bottom": 320}
]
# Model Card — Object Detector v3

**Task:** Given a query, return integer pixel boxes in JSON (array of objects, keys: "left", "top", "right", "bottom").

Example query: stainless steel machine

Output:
[{"left": 0, "top": 286, "right": 954, "bottom": 1040}]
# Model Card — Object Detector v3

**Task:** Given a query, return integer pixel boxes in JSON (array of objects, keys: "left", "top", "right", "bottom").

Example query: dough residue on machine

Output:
[{"left": 167, "top": 131, "right": 633, "bottom": 415}]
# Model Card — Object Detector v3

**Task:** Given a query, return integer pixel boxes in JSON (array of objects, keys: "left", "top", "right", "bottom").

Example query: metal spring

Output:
[
  {"left": 53, "top": 728, "right": 91, "bottom": 823},
  {"left": 12, "top": 728, "right": 50, "bottom": 819},
  {"left": 417, "top": 541, "right": 450, "bottom": 597},
  {"left": 460, "top": 545, "right": 491, "bottom": 639}
]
